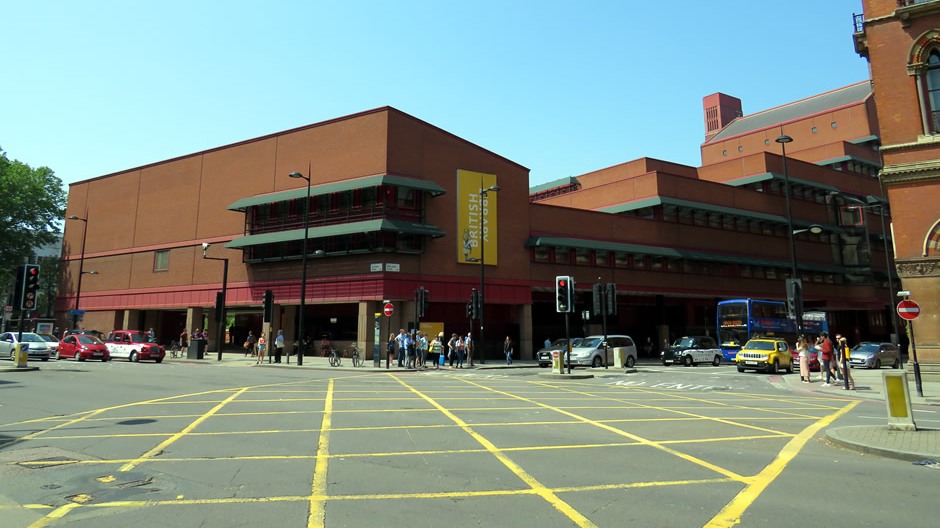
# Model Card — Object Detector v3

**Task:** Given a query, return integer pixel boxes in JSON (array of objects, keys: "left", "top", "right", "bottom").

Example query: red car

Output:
[
  {"left": 57, "top": 334, "right": 111, "bottom": 361},
  {"left": 791, "top": 344, "right": 820, "bottom": 371}
]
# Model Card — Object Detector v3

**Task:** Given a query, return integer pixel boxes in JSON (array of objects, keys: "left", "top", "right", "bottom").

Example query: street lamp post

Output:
[
  {"left": 67, "top": 215, "right": 89, "bottom": 330},
  {"left": 775, "top": 135, "right": 804, "bottom": 334},
  {"left": 202, "top": 243, "right": 229, "bottom": 361},
  {"left": 477, "top": 184, "right": 500, "bottom": 366},
  {"left": 834, "top": 194, "right": 900, "bottom": 350},
  {"left": 289, "top": 170, "right": 312, "bottom": 366}
]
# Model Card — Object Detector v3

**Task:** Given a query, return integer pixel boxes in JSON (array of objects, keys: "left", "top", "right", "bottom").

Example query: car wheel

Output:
[
  {"left": 770, "top": 359, "right": 779, "bottom": 374},
  {"left": 625, "top": 356, "right": 635, "bottom": 368},
  {"left": 539, "top": 363, "right": 548, "bottom": 368},
  {"left": 712, "top": 355, "right": 721, "bottom": 367},
  {"left": 662, "top": 361, "right": 669, "bottom": 367},
  {"left": 682, "top": 355, "right": 693, "bottom": 367},
  {"left": 155, "top": 358, "right": 163, "bottom": 364},
  {"left": 76, "top": 353, "right": 84, "bottom": 362},
  {"left": 873, "top": 359, "right": 881, "bottom": 369},
  {"left": 737, "top": 364, "right": 745, "bottom": 373},
  {"left": 785, "top": 360, "right": 793, "bottom": 374},
  {"left": 129, "top": 351, "right": 139, "bottom": 362},
  {"left": 52, "top": 350, "right": 59, "bottom": 360},
  {"left": 591, "top": 356, "right": 603, "bottom": 368},
  {"left": 892, "top": 359, "right": 900, "bottom": 369}
]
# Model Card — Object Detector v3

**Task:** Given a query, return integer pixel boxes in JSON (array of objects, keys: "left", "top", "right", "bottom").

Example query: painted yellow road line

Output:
[
  {"left": 474, "top": 380, "right": 748, "bottom": 483},
  {"left": 392, "top": 375, "right": 598, "bottom": 528},
  {"left": 307, "top": 378, "right": 334, "bottom": 528},
  {"left": 27, "top": 502, "right": 81, "bottom": 528},
  {"left": 704, "top": 400, "right": 860, "bottom": 528},
  {"left": 119, "top": 387, "right": 249, "bottom": 472}
]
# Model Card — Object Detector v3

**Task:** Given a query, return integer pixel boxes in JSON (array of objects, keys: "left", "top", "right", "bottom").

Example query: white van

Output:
[{"left": 568, "top": 335, "right": 637, "bottom": 368}]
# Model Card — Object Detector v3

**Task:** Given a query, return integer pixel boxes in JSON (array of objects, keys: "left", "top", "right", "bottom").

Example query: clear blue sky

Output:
[{"left": 1, "top": 0, "right": 870, "bottom": 188}]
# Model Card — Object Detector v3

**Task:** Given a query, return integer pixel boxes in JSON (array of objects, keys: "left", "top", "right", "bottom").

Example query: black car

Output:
[
  {"left": 537, "top": 338, "right": 582, "bottom": 367},
  {"left": 661, "top": 336, "right": 722, "bottom": 366}
]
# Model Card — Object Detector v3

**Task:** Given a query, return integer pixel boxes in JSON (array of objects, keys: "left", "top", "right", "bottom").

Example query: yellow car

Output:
[{"left": 735, "top": 338, "right": 793, "bottom": 374}]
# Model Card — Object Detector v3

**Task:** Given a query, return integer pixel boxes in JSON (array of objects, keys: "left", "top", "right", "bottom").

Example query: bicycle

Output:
[
  {"left": 350, "top": 343, "right": 363, "bottom": 367},
  {"left": 327, "top": 345, "right": 341, "bottom": 367}
]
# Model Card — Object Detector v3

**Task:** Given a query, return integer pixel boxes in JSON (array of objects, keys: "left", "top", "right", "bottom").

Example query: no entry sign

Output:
[
  {"left": 383, "top": 303, "right": 394, "bottom": 317},
  {"left": 897, "top": 299, "right": 921, "bottom": 321}
]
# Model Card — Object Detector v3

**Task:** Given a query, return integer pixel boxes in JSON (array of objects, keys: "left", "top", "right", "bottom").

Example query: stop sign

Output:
[
  {"left": 897, "top": 299, "right": 921, "bottom": 321},
  {"left": 383, "top": 303, "right": 394, "bottom": 317}
]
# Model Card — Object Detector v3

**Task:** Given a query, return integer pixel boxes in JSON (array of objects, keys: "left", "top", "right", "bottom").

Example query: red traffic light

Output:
[{"left": 558, "top": 279, "right": 566, "bottom": 287}]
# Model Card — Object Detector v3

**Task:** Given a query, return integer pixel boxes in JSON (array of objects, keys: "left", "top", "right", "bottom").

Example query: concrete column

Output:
[
  {"left": 519, "top": 304, "right": 533, "bottom": 359},
  {"left": 185, "top": 307, "right": 204, "bottom": 336},
  {"left": 357, "top": 301, "right": 373, "bottom": 352},
  {"left": 122, "top": 310, "right": 140, "bottom": 330}
]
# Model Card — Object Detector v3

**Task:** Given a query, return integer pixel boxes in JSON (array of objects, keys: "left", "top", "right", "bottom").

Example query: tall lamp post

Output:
[
  {"left": 202, "top": 242, "right": 229, "bottom": 361},
  {"left": 833, "top": 193, "right": 900, "bottom": 349},
  {"left": 775, "top": 134, "right": 805, "bottom": 334},
  {"left": 477, "top": 184, "right": 500, "bottom": 366},
  {"left": 67, "top": 215, "right": 89, "bottom": 330},
  {"left": 289, "top": 170, "right": 312, "bottom": 366}
]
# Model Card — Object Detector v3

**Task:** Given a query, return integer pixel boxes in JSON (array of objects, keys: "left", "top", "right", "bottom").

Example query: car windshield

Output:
[
  {"left": 578, "top": 337, "right": 603, "bottom": 348},
  {"left": 78, "top": 336, "right": 103, "bottom": 345},
  {"left": 672, "top": 337, "right": 697, "bottom": 348},
  {"left": 39, "top": 334, "right": 57, "bottom": 343},
  {"left": 129, "top": 334, "right": 147, "bottom": 343},
  {"left": 743, "top": 340, "right": 775, "bottom": 351},
  {"left": 852, "top": 343, "right": 880, "bottom": 353},
  {"left": 22, "top": 334, "right": 45, "bottom": 343}
]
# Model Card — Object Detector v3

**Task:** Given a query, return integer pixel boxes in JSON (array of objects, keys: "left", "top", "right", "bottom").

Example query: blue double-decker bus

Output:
[{"left": 716, "top": 299, "right": 829, "bottom": 361}]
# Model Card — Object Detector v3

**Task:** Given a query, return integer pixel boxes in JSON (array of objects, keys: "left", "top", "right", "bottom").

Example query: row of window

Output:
[
  {"left": 531, "top": 246, "right": 836, "bottom": 284},
  {"left": 245, "top": 233, "right": 424, "bottom": 262},
  {"left": 247, "top": 186, "right": 421, "bottom": 234}
]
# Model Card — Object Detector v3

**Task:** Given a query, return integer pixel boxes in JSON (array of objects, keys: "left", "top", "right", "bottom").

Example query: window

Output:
[
  {"left": 928, "top": 50, "right": 940, "bottom": 133},
  {"left": 534, "top": 246, "right": 550, "bottom": 262},
  {"left": 614, "top": 252, "right": 629, "bottom": 268},
  {"left": 555, "top": 247, "right": 570, "bottom": 264},
  {"left": 595, "top": 250, "right": 610, "bottom": 267},
  {"left": 575, "top": 248, "right": 591, "bottom": 265},
  {"left": 154, "top": 250, "right": 169, "bottom": 271}
]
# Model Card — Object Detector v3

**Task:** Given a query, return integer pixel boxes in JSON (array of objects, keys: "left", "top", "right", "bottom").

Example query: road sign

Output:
[
  {"left": 383, "top": 303, "right": 394, "bottom": 317},
  {"left": 897, "top": 300, "right": 921, "bottom": 321}
]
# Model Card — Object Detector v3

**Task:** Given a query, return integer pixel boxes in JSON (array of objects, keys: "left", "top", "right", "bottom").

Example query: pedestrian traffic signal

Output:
[
  {"left": 786, "top": 278, "right": 803, "bottom": 320},
  {"left": 263, "top": 289, "right": 273, "bottom": 322},
  {"left": 416, "top": 287, "right": 428, "bottom": 317},
  {"left": 605, "top": 283, "right": 617, "bottom": 315},
  {"left": 555, "top": 275, "right": 574, "bottom": 313}
]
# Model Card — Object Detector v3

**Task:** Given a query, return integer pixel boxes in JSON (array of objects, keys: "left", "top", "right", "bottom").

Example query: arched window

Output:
[
  {"left": 925, "top": 219, "right": 940, "bottom": 257},
  {"left": 926, "top": 50, "right": 940, "bottom": 133}
]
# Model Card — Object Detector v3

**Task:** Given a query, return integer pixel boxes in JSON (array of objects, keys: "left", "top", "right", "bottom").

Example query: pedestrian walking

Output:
[
  {"left": 819, "top": 334, "right": 835, "bottom": 386},
  {"left": 274, "top": 330, "right": 285, "bottom": 363},
  {"left": 448, "top": 333, "right": 458, "bottom": 367},
  {"left": 504, "top": 336, "right": 514, "bottom": 365},
  {"left": 256, "top": 334, "right": 266, "bottom": 364},
  {"left": 396, "top": 329, "right": 407, "bottom": 367},
  {"left": 797, "top": 336, "right": 810, "bottom": 383},
  {"left": 386, "top": 333, "right": 396, "bottom": 366},
  {"left": 418, "top": 332, "right": 429, "bottom": 368},
  {"left": 244, "top": 331, "right": 256, "bottom": 357},
  {"left": 455, "top": 335, "right": 466, "bottom": 368},
  {"left": 838, "top": 336, "right": 855, "bottom": 390}
]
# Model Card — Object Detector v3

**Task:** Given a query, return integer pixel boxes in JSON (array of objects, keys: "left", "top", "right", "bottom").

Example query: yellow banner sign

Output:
[{"left": 456, "top": 169, "right": 498, "bottom": 265}]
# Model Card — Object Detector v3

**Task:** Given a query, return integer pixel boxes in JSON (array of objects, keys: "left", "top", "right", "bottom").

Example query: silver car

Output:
[
  {"left": 849, "top": 342, "right": 900, "bottom": 369},
  {"left": 537, "top": 338, "right": 582, "bottom": 367},
  {"left": 0, "top": 332, "right": 52, "bottom": 361}
]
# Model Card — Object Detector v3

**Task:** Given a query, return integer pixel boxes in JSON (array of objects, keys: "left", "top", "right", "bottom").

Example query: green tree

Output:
[{"left": 0, "top": 147, "right": 67, "bottom": 291}]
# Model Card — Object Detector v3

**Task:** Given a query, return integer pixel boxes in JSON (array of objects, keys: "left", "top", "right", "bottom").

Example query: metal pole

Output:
[
  {"left": 218, "top": 259, "right": 228, "bottom": 361},
  {"left": 478, "top": 188, "right": 485, "bottom": 367},
  {"left": 908, "top": 319, "right": 923, "bottom": 397},
  {"left": 564, "top": 312, "right": 571, "bottom": 374},
  {"left": 71, "top": 216, "right": 88, "bottom": 330},
  {"left": 777, "top": 135, "right": 803, "bottom": 334},
  {"left": 289, "top": 169, "right": 312, "bottom": 367}
]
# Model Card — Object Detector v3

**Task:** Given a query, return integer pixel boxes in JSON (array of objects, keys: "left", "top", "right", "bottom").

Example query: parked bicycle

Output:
[
  {"left": 327, "top": 345, "right": 341, "bottom": 367},
  {"left": 350, "top": 343, "right": 363, "bottom": 367}
]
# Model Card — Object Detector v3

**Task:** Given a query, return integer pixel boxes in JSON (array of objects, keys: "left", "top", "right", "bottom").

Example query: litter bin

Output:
[{"left": 188, "top": 339, "right": 205, "bottom": 359}]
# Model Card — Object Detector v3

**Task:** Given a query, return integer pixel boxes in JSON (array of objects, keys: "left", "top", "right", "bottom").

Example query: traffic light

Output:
[
  {"left": 469, "top": 288, "right": 480, "bottom": 319},
  {"left": 555, "top": 275, "right": 574, "bottom": 313},
  {"left": 606, "top": 283, "right": 617, "bottom": 316},
  {"left": 785, "top": 278, "right": 803, "bottom": 320},
  {"left": 416, "top": 287, "right": 428, "bottom": 317},
  {"left": 592, "top": 283, "right": 603, "bottom": 316},
  {"left": 263, "top": 289, "right": 273, "bottom": 322},
  {"left": 17, "top": 264, "right": 40, "bottom": 311}
]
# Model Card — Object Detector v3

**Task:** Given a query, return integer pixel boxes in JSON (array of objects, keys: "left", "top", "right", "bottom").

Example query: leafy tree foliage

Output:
[{"left": 0, "top": 147, "right": 67, "bottom": 289}]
